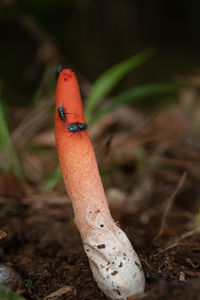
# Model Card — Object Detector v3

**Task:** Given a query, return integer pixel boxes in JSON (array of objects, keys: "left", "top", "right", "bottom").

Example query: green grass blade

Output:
[
  {"left": 85, "top": 48, "right": 154, "bottom": 121},
  {"left": 91, "top": 83, "right": 179, "bottom": 124},
  {"left": 0, "top": 285, "right": 26, "bottom": 300},
  {"left": 0, "top": 99, "right": 23, "bottom": 177},
  {"left": 41, "top": 166, "right": 62, "bottom": 191}
]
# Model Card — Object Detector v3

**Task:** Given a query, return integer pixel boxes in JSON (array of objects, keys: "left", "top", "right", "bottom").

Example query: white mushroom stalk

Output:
[{"left": 83, "top": 207, "right": 145, "bottom": 299}]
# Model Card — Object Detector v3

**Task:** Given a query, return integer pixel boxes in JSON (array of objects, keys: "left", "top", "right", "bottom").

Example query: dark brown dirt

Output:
[
  {"left": 0, "top": 204, "right": 107, "bottom": 299},
  {"left": 0, "top": 193, "right": 200, "bottom": 300}
]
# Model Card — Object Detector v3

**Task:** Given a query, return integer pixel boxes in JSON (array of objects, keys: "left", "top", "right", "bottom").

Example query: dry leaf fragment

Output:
[
  {"left": 43, "top": 286, "right": 73, "bottom": 300},
  {"left": 0, "top": 229, "right": 7, "bottom": 239}
]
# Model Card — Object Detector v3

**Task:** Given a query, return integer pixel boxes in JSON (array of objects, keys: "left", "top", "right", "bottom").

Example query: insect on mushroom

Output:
[
  {"left": 56, "top": 104, "right": 68, "bottom": 122},
  {"left": 57, "top": 104, "right": 67, "bottom": 122},
  {"left": 55, "top": 68, "right": 145, "bottom": 299},
  {"left": 56, "top": 102, "right": 74, "bottom": 123},
  {"left": 66, "top": 122, "right": 88, "bottom": 137},
  {"left": 55, "top": 65, "right": 64, "bottom": 81}
]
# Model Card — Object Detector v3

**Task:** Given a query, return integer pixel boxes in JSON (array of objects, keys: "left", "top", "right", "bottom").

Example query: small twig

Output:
[
  {"left": 132, "top": 112, "right": 159, "bottom": 138},
  {"left": 43, "top": 286, "right": 73, "bottom": 300},
  {"left": 160, "top": 157, "right": 194, "bottom": 170},
  {"left": 96, "top": 133, "right": 114, "bottom": 161},
  {"left": 155, "top": 227, "right": 200, "bottom": 256},
  {"left": 181, "top": 135, "right": 200, "bottom": 150},
  {"left": 154, "top": 171, "right": 187, "bottom": 241}
]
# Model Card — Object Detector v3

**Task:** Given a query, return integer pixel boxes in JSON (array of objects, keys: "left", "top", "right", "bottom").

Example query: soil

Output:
[
  {"left": 1, "top": 179, "right": 200, "bottom": 300},
  {"left": 1, "top": 101, "right": 200, "bottom": 299}
]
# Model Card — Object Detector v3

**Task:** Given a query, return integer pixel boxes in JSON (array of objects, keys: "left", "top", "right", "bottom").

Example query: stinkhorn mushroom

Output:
[{"left": 55, "top": 68, "right": 145, "bottom": 299}]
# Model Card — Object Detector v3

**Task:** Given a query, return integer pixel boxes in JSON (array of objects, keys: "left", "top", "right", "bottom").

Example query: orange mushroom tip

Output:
[{"left": 55, "top": 68, "right": 145, "bottom": 299}]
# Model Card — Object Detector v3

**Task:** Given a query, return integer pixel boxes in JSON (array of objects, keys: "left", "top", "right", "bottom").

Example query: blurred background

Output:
[
  {"left": 1, "top": 0, "right": 200, "bottom": 105},
  {"left": 1, "top": 2, "right": 200, "bottom": 299},
  {"left": 1, "top": 0, "right": 200, "bottom": 185}
]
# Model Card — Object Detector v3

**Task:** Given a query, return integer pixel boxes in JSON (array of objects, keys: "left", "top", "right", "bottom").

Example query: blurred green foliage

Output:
[
  {"left": 85, "top": 50, "right": 179, "bottom": 124},
  {"left": 42, "top": 166, "right": 62, "bottom": 191},
  {"left": 85, "top": 48, "right": 154, "bottom": 121},
  {"left": 0, "top": 285, "right": 25, "bottom": 300},
  {"left": 0, "top": 96, "right": 23, "bottom": 177},
  {"left": 91, "top": 82, "right": 178, "bottom": 123}
]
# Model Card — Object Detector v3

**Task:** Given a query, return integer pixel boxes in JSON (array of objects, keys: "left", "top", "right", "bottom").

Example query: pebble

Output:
[{"left": 0, "top": 264, "right": 19, "bottom": 291}]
